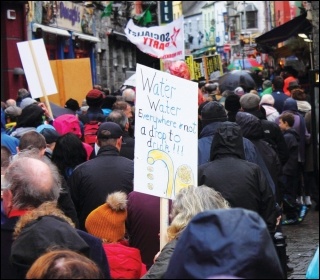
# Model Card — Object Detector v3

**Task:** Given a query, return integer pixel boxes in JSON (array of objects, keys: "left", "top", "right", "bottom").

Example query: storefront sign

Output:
[{"left": 160, "top": 1, "right": 173, "bottom": 24}]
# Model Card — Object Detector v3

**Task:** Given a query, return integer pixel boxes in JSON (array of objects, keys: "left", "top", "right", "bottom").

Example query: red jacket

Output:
[{"left": 103, "top": 241, "right": 147, "bottom": 279}]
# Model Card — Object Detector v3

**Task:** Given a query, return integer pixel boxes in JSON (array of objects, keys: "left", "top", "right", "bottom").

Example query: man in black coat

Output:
[
  {"left": 198, "top": 122, "right": 278, "bottom": 234},
  {"left": 68, "top": 122, "right": 134, "bottom": 230}
]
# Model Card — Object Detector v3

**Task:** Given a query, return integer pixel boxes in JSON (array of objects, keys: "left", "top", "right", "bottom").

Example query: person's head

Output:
[
  {"left": 210, "top": 121, "right": 245, "bottom": 161},
  {"left": 1, "top": 145, "right": 12, "bottom": 175},
  {"left": 96, "top": 122, "right": 123, "bottom": 150},
  {"left": 224, "top": 94, "right": 241, "bottom": 113},
  {"left": 2, "top": 150, "right": 61, "bottom": 215},
  {"left": 36, "top": 124, "right": 61, "bottom": 151},
  {"left": 164, "top": 208, "right": 284, "bottom": 279},
  {"left": 18, "top": 131, "right": 46, "bottom": 156},
  {"left": 64, "top": 98, "right": 80, "bottom": 112},
  {"left": 122, "top": 88, "right": 135, "bottom": 105},
  {"left": 16, "top": 104, "right": 45, "bottom": 129},
  {"left": 167, "top": 185, "right": 230, "bottom": 241},
  {"left": 51, "top": 133, "right": 87, "bottom": 174},
  {"left": 6, "top": 99, "right": 16, "bottom": 107},
  {"left": 20, "top": 98, "right": 38, "bottom": 110},
  {"left": 25, "top": 249, "right": 104, "bottom": 279},
  {"left": 269, "top": 66, "right": 274, "bottom": 73},
  {"left": 262, "top": 80, "right": 272, "bottom": 90},
  {"left": 278, "top": 112, "right": 295, "bottom": 131},
  {"left": 283, "top": 66, "right": 298, "bottom": 78},
  {"left": 260, "top": 94, "right": 275, "bottom": 106},
  {"left": 85, "top": 191, "right": 127, "bottom": 243},
  {"left": 106, "top": 109, "right": 129, "bottom": 132},
  {"left": 81, "top": 99, "right": 89, "bottom": 114},
  {"left": 112, "top": 101, "right": 133, "bottom": 119},
  {"left": 239, "top": 93, "right": 261, "bottom": 112},
  {"left": 249, "top": 89, "right": 258, "bottom": 95},
  {"left": 234, "top": 87, "right": 245, "bottom": 97},
  {"left": 17, "top": 88, "right": 31, "bottom": 100},
  {"left": 287, "top": 80, "right": 301, "bottom": 95},
  {"left": 291, "top": 88, "right": 307, "bottom": 101},
  {"left": 283, "top": 97, "right": 298, "bottom": 112},
  {"left": 272, "top": 76, "right": 284, "bottom": 91},
  {"left": 201, "top": 101, "right": 227, "bottom": 128},
  {"left": 5, "top": 105, "right": 22, "bottom": 122},
  {"left": 86, "top": 89, "right": 104, "bottom": 108}
]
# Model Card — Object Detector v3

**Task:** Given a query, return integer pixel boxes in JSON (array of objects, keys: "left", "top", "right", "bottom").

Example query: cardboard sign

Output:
[
  {"left": 134, "top": 64, "right": 198, "bottom": 200},
  {"left": 17, "top": 39, "right": 57, "bottom": 98}
]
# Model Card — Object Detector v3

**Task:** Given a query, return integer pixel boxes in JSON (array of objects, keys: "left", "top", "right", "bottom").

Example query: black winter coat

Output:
[
  {"left": 198, "top": 122, "right": 277, "bottom": 233},
  {"left": 68, "top": 145, "right": 134, "bottom": 230},
  {"left": 248, "top": 109, "right": 289, "bottom": 166},
  {"left": 282, "top": 128, "right": 299, "bottom": 176},
  {"left": 236, "top": 112, "right": 282, "bottom": 203}
]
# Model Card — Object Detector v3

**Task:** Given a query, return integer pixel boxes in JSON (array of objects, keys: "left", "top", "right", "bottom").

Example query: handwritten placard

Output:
[{"left": 134, "top": 64, "right": 198, "bottom": 199}]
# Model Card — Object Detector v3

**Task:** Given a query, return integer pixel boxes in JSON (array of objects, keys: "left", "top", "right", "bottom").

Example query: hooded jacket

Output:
[
  {"left": 164, "top": 208, "right": 284, "bottom": 279},
  {"left": 10, "top": 202, "right": 90, "bottom": 279},
  {"left": 10, "top": 104, "right": 44, "bottom": 138},
  {"left": 276, "top": 98, "right": 310, "bottom": 163},
  {"left": 198, "top": 122, "right": 277, "bottom": 233},
  {"left": 246, "top": 108, "right": 289, "bottom": 166},
  {"left": 236, "top": 112, "right": 282, "bottom": 202}
]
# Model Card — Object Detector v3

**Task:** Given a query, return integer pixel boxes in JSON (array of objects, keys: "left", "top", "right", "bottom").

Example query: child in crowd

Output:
[{"left": 279, "top": 112, "right": 308, "bottom": 225}]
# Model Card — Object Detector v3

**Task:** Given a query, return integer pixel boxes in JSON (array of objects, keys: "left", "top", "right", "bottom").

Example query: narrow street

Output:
[{"left": 283, "top": 204, "right": 319, "bottom": 279}]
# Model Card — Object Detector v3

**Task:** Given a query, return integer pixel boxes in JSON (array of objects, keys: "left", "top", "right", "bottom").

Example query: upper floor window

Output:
[{"left": 246, "top": 10, "right": 258, "bottom": 29}]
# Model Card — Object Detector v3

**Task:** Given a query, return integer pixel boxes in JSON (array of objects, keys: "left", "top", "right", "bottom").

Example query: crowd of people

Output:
[{"left": 1, "top": 65, "right": 318, "bottom": 279}]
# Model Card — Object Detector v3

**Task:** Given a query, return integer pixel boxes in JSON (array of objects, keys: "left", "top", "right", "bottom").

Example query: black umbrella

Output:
[
  {"left": 49, "top": 102, "right": 75, "bottom": 118},
  {"left": 218, "top": 70, "right": 256, "bottom": 93}
]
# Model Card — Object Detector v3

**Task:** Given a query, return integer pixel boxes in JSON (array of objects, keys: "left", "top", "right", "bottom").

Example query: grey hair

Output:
[
  {"left": 2, "top": 149, "right": 61, "bottom": 209},
  {"left": 122, "top": 88, "right": 135, "bottom": 102},
  {"left": 167, "top": 185, "right": 230, "bottom": 241},
  {"left": 106, "top": 109, "right": 128, "bottom": 131}
]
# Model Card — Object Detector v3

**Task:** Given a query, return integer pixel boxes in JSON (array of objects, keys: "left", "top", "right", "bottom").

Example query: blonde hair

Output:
[{"left": 167, "top": 185, "right": 230, "bottom": 241}]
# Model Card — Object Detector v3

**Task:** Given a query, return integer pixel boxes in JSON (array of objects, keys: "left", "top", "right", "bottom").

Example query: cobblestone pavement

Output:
[{"left": 282, "top": 205, "right": 319, "bottom": 279}]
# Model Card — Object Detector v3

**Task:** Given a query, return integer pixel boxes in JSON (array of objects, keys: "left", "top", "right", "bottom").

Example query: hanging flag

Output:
[
  {"left": 101, "top": 1, "right": 113, "bottom": 18},
  {"left": 125, "top": 17, "right": 185, "bottom": 61},
  {"left": 135, "top": 7, "right": 152, "bottom": 26}
]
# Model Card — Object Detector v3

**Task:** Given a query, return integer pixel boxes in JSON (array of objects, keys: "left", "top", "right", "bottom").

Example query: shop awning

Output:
[
  {"left": 32, "top": 23, "right": 70, "bottom": 37},
  {"left": 192, "top": 45, "right": 216, "bottom": 56},
  {"left": 255, "top": 13, "right": 312, "bottom": 47},
  {"left": 72, "top": 32, "right": 101, "bottom": 43}
]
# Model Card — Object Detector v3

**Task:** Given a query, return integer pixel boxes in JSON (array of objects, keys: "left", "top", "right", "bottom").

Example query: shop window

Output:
[
  {"left": 42, "top": 33, "right": 58, "bottom": 60},
  {"left": 74, "top": 39, "right": 89, "bottom": 58}
]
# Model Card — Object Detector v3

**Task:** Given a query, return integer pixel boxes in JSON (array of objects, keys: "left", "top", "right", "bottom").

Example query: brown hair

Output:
[
  {"left": 18, "top": 131, "right": 46, "bottom": 151},
  {"left": 291, "top": 88, "right": 307, "bottom": 101},
  {"left": 279, "top": 112, "right": 295, "bottom": 127},
  {"left": 26, "top": 249, "right": 104, "bottom": 279}
]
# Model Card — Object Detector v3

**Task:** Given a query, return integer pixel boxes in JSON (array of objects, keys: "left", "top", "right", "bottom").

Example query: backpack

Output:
[
  {"left": 83, "top": 121, "right": 100, "bottom": 146},
  {"left": 53, "top": 114, "right": 82, "bottom": 138}
]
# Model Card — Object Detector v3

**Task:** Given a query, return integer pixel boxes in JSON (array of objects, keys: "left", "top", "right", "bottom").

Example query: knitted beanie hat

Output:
[
  {"left": 201, "top": 101, "right": 227, "bottom": 122},
  {"left": 86, "top": 89, "right": 103, "bottom": 107},
  {"left": 85, "top": 192, "right": 127, "bottom": 243}
]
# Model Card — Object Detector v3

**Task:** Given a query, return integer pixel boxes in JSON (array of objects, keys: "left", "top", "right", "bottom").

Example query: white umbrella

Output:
[{"left": 123, "top": 73, "right": 136, "bottom": 87}]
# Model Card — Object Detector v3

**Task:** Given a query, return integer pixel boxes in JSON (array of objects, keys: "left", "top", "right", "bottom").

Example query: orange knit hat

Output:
[{"left": 85, "top": 192, "right": 127, "bottom": 243}]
